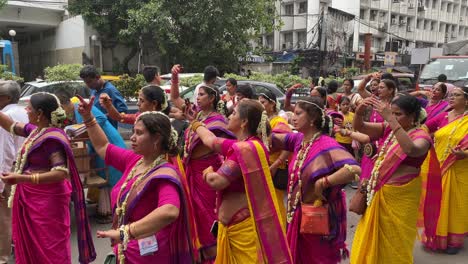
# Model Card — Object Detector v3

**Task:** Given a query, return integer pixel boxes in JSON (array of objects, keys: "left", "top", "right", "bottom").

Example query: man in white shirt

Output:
[
  {"left": 0, "top": 80, "right": 28, "bottom": 264},
  {"left": 192, "top": 65, "right": 219, "bottom": 109}
]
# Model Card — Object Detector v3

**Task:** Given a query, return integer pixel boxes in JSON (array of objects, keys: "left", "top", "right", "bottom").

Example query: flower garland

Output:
[
  {"left": 438, "top": 110, "right": 467, "bottom": 161},
  {"left": 115, "top": 154, "right": 166, "bottom": 264},
  {"left": 8, "top": 127, "right": 48, "bottom": 208},
  {"left": 286, "top": 131, "right": 321, "bottom": 223},
  {"left": 184, "top": 111, "right": 213, "bottom": 158},
  {"left": 366, "top": 131, "right": 397, "bottom": 206}
]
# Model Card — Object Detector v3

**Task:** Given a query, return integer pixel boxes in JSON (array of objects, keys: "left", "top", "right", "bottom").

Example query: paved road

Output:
[{"left": 67, "top": 186, "right": 468, "bottom": 263}]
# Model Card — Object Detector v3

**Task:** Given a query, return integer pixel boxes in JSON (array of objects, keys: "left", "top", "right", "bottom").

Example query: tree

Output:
[
  {"left": 0, "top": 0, "right": 7, "bottom": 10},
  {"left": 68, "top": 0, "right": 278, "bottom": 73}
]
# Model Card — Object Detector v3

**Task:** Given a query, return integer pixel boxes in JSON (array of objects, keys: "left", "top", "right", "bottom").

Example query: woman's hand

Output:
[
  {"left": 99, "top": 93, "right": 112, "bottom": 109},
  {"left": 77, "top": 95, "right": 95, "bottom": 120},
  {"left": 355, "top": 97, "right": 372, "bottom": 116},
  {"left": 313, "top": 178, "right": 326, "bottom": 201},
  {"left": 368, "top": 97, "right": 392, "bottom": 121},
  {"left": 0, "top": 173, "right": 30, "bottom": 185},
  {"left": 286, "top": 83, "right": 302, "bottom": 95},
  {"left": 184, "top": 104, "right": 196, "bottom": 122},
  {"left": 171, "top": 64, "right": 182, "bottom": 84},
  {"left": 97, "top": 229, "right": 120, "bottom": 246},
  {"left": 451, "top": 146, "right": 467, "bottom": 160}
]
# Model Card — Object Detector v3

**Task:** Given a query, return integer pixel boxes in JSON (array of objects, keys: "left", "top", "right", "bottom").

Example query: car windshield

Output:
[{"left": 420, "top": 58, "right": 468, "bottom": 81}]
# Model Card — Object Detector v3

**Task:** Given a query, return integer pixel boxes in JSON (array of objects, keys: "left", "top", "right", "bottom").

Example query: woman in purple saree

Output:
[
  {"left": 0, "top": 93, "right": 95, "bottom": 264},
  {"left": 271, "top": 97, "right": 361, "bottom": 264},
  {"left": 77, "top": 96, "right": 192, "bottom": 263}
]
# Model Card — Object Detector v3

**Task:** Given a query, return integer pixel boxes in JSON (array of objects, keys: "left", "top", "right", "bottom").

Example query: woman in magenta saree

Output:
[
  {"left": 271, "top": 97, "right": 361, "bottom": 264},
  {"left": 0, "top": 93, "right": 95, "bottom": 264},
  {"left": 77, "top": 95, "right": 193, "bottom": 263},
  {"left": 180, "top": 83, "right": 234, "bottom": 261}
]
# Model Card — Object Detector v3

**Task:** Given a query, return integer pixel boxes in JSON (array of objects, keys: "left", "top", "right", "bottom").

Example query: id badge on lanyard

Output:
[{"left": 138, "top": 235, "right": 158, "bottom": 256}]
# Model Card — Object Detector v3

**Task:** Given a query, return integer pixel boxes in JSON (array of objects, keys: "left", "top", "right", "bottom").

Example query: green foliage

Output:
[
  {"left": 0, "top": 64, "right": 24, "bottom": 82},
  {"left": 0, "top": 0, "right": 6, "bottom": 9},
  {"left": 68, "top": 0, "right": 279, "bottom": 72},
  {"left": 290, "top": 56, "right": 303, "bottom": 75},
  {"left": 224, "top": 72, "right": 310, "bottom": 91},
  {"left": 112, "top": 74, "right": 146, "bottom": 99},
  {"left": 44, "top": 64, "right": 83, "bottom": 82},
  {"left": 342, "top": 67, "right": 361, "bottom": 78},
  {"left": 180, "top": 75, "right": 204, "bottom": 88}
]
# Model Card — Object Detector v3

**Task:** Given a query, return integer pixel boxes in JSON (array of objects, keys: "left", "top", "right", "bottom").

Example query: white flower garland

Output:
[
  {"left": 115, "top": 154, "right": 166, "bottom": 264},
  {"left": 366, "top": 131, "right": 397, "bottom": 206},
  {"left": 286, "top": 131, "right": 321, "bottom": 223},
  {"left": 8, "top": 127, "right": 48, "bottom": 208},
  {"left": 257, "top": 111, "right": 270, "bottom": 151}
]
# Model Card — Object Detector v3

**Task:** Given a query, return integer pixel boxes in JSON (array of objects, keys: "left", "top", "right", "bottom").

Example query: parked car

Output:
[
  {"left": 352, "top": 73, "right": 415, "bottom": 92},
  {"left": 180, "top": 80, "right": 295, "bottom": 107},
  {"left": 19, "top": 80, "right": 90, "bottom": 105}
]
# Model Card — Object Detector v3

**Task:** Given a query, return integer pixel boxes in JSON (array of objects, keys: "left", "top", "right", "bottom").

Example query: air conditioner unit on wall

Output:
[
  {"left": 391, "top": 18, "right": 397, "bottom": 25},
  {"left": 393, "top": 0, "right": 400, "bottom": 3},
  {"left": 407, "top": 25, "right": 413, "bottom": 32},
  {"left": 418, "top": 5, "right": 426, "bottom": 12}
]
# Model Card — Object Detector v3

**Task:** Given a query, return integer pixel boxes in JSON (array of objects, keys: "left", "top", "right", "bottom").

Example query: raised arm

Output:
[
  {"left": 369, "top": 97, "right": 430, "bottom": 157},
  {"left": 99, "top": 93, "right": 122, "bottom": 122},
  {"left": 284, "top": 83, "right": 301, "bottom": 112},
  {"left": 170, "top": 64, "right": 185, "bottom": 110},
  {"left": 358, "top": 74, "right": 373, "bottom": 99},
  {"left": 353, "top": 98, "right": 384, "bottom": 141},
  {"left": 77, "top": 96, "right": 109, "bottom": 159},
  {"left": 192, "top": 121, "right": 218, "bottom": 151}
]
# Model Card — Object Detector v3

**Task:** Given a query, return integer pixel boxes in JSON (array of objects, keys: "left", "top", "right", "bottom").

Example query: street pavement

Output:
[{"left": 67, "top": 186, "right": 468, "bottom": 263}]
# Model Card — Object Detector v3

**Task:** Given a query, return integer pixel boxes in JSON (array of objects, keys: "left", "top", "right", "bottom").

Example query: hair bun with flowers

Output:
[
  {"left": 417, "top": 108, "right": 427, "bottom": 126},
  {"left": 169, "top": 128, "right": 178, "bottom": 149},
  {"left": 217, "top": 100, "right": 226, "bottom": 116}
]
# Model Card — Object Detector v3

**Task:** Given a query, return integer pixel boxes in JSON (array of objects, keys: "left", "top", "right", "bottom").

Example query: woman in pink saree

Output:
[
  {"left": 357, "top": 79, "right": 396, "bottom": 181},
  {"left": 271, "top": 97, "right": 361, "bottom": 264},
  {"left": 170, "top": 65, "right": 234, "bottom": 262},
  {"left": 0, "top": 93, "right": 95, "bottom": 264},
  {"left": 193, "top": 99, "right": 292, "bottom": 263},
  {"left": 77, "top": 96, "right": 192, "bottom": 263},
  {"left": 412, "top": 82, "right": 449, "bottom": 121}
]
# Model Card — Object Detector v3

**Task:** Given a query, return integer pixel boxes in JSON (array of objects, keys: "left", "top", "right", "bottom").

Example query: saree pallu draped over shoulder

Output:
[
  {"left": 113, "top": 163, "right": 193, "bottom": 263},
  {"left": 286, "top": 134, "right": 358, "bottom": 264},
  {"left": 217, "top": 140, "right": 292, "bottom": 264},
  {"left": 351, "top": 129, "right": 440, "bottom": 264},
  {"left": 12, "top": 127, "right": 95, "bottom": 264},
  {"left": 422, "top": 115, "right": 468, "bottom": 250}
]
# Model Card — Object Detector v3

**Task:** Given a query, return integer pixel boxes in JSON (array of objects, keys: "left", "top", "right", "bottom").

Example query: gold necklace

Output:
[
  {"left": 8, "top": 127, "right": 48, "bottom": 208},
  {"left": 286, "top": 132, "right": 321, "bottom": 223}
]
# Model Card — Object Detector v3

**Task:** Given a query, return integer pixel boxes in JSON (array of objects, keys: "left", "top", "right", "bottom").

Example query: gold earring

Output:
[{"left": 37, "top": 117, "right": 40, "bottom": 123}]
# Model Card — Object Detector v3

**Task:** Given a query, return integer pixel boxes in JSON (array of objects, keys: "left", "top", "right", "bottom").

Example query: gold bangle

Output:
[
  {"left": 30, "top": 173, "right": 40, "bottom": 184},
  {"left": 85, "top": 118, "right": 97, "bottom": 128},
  {"left": 344, "top": 164, "right": 359, "bottom": 182},
  {"left": 191, "top": 121, "right": 205, "bottom": 132}
]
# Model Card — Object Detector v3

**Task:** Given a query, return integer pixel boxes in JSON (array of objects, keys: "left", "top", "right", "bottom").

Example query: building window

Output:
[
  {"left": 282, "top": 32, "right": 293, "bottom": 49},
  {"left": 284, "top": 3, "right": 294, "bottom": 16},
  {"left": 265, "top": 34, "right": 274, "bottom": 50},
  {"left": 297, "top": 31, "right": 307, "bottom": 48},
  {"left": 431, "top": 21, "right": 435, "bottom": 31},
  {"left": 298, "top": 2, "right": 307, "bottom": 14},
  {"left": 370, "top": 10, "right": 377, "bottom": 21},
  {"left": 432, "top": 0, "right": 437, "bottom": 9},
  {"left": 360, "top": 9, "right": 366, "bottom": 19}
]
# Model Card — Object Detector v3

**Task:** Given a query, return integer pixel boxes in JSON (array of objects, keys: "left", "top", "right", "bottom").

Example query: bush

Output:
[
  {"left": 224, "top": 72, "right": 310, "bottom": 91},
  {"left": 44, "top": 64, "right": 83, "bottom": 82},
  {"left": 0, "top": 64, "right": 23, "bottom": 82},
  {"left": 112, "top": 74, "right": 146, "bottom": 99},
  {"left": 180, "top": 75, "right": 204, "bottom": 88}
]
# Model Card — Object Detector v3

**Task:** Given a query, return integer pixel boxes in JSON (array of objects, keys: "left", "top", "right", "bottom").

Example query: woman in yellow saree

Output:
[
  {"left": 192, "top": 99, "right": 292, "bottom": 263},
  {"left": 351, "top": 95, "right": 440, "bottom": 264},
  {"left": 258, "top": 91, "right": 291, "bottom": 228},
  {"left": 422, "top": 86, "right": 468, "bottom": 254}
]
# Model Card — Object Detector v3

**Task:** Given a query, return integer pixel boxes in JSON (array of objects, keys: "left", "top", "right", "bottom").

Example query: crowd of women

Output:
[{"left": 0, "top": 66, "right": 466, "bottom": 264}]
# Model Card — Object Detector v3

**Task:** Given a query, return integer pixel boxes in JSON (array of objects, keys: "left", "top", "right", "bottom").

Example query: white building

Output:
[{"left": 264, "top": 0, "right": 468, "bottom": 56}]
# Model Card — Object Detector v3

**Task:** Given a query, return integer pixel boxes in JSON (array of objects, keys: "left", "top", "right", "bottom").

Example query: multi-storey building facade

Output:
[{"left": 264, "top": 0, "right": 468, "bottom": 56}]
